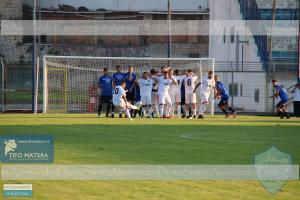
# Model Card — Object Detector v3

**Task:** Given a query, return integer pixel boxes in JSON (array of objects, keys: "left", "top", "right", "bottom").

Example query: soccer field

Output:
[{"left": 0, "top": 114, "right": 300, "bottom": 199}]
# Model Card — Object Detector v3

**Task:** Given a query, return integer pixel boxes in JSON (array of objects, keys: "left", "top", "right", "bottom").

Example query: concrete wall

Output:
[
  {"left": 216, "top": 72, "right": 271, "bottom": 112},
  {"left": 215, "top": 71, "right": 296, "bottom": 113},
  {"left": 209, "top": 0, "right": 261, "bottom": 64}
]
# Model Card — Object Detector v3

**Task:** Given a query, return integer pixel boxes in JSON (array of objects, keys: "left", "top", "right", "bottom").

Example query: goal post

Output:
[{"left": 42, "top": 56, "right": 215, "bottom": 114}]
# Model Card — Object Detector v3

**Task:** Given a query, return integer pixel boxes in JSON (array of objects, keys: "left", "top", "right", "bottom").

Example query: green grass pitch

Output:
[{"left": 0, "top": 114, "right": 299, "bottom": 200}]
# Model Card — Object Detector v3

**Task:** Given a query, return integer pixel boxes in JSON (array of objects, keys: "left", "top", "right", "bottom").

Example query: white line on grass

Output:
[{"left": 180, "top": 133, "right": 209, "bottom": 140}]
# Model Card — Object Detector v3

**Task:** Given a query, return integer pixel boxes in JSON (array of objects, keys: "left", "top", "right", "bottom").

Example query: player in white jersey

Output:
[
  {"left": 168, "top": 69, "right": 186, "bottom": 117},
  {"left": 150, "top": 69, "right": 159, "bottom": 118},
  {"left": 113, "top": 80, "right": 142, "bottom": 119},
  {"left": 194, "top": 71, "right": 214, "bottom": 119},
  {"left": 183, "top": 69, "right": 198, "bottom": 118},
  {"left": 152, "top": 70, "right": 177, "bottom": 118},
  {"left": 137, "top": 72, "right": 154, "bottom": 118}
]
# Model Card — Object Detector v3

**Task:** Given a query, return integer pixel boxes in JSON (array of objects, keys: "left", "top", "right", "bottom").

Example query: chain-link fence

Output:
[
  {"left": 0, "top": 59, "right": 298, "bottom": 114},
  {"left": 0, "top": 58, "right": 40, "bottom": 112}
]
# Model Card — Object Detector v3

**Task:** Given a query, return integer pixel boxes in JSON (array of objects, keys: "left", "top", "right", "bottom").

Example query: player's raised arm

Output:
[
  {"left": 170, "top": 76, "right": 177, "bottom": 85},
  {"left": 129, "top": 79, "right": 138, "bottom": 92},
  {"left": 151, "top": 75, "right": 159, "bottom": 83},
  {"left": 193, "top": 82, "right": 202, "bottom": 93},
  {"left": 135, "top": 78, "right": 140, "bottom": 87},
  {"left": 168, "top": 68, "right": 177, "bottom": 85},
  {"left": 291, "top": 84, "right": 297, "bottom": 93}
]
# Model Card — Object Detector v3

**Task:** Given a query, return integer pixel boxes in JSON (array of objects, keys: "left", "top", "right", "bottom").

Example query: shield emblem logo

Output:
[{"left": 254, "top": 146, "right": 292, "bottom": 194}]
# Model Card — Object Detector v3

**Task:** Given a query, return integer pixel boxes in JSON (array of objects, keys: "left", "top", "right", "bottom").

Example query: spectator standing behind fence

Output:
[{"left": 292, "top": 83, "right": 300, "bottom": 117}]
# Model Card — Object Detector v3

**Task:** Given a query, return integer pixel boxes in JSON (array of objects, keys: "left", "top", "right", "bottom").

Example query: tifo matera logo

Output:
[
  {"left": 4, "top": 140, "right": 17, "bottom": 156},
  {"left": 0, "top": 136, "right": 54, "bottom": 163}
]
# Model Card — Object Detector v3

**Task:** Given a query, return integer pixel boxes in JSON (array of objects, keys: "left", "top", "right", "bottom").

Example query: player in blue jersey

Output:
[
  {"left": 98, "top": 68, "right": 114, "bottom": 118},
  {"left": 271, "top": 80, "right": 290, "bottom": 119},
  {"left": 214, "top": 75, "right": 237, "bottom": 118},
  {"left": 124, "top": 65, "right": 137, "bottom": 104},
  {"left": 112, "top": 65, "right": 125, "bottom": 87}
]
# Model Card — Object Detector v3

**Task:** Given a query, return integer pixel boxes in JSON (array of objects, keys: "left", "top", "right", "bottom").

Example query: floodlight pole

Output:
[
  {"left": 270, "top": 0, "right": 276, "bottom": 114},
  {"left": 269, "top": 0, "right": 276, "bottom": 65},
  {"left": 298, "top": 3, "right": 300, "bottom": 83},
  {"left": 167, "top": 0, "right": 172, "bottom": 60},
  {"left": 1, "top": 57, "right": 4, "bottom": 113},
  {"left": 32, "top": 0, "right": 37, "bottom": 113}
]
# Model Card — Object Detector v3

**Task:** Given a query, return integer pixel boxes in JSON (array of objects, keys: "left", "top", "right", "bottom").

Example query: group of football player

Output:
[{"left": 98, "top": 65, "right": 237, "bottom": 119}]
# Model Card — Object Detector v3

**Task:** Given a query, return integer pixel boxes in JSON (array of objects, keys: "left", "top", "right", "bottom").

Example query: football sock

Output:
[
  {"left": 153, "top": 104, "right": 159, "bottom": 117},
  {"left": 222, "top": 109, "right": 228, "bottom": 115},
  {"left": 193, "top": 108, "right": 197, "bottom": 116},
  {"left": 170, "top": 103, "right": 175, "bottom": 116},
  {"left": 159, "top": 104, "right": 164, "bottom": 116},
  {"left": 284, "top": 112, "right": 289, "bottom": 117},
  {"left": 142, "top": 106, "right": 146, "bottom": 116},
  {"left": 228, "top": 107, "right": 235, "bottom": 113},
  {"left": 125, "top": 109, "right": 131, "bottom": 118},
  {"left": 111, "top": 105, "right": 115, "bottom": 116},
  {"left": 279, "top": 111, "right": 283, "bottom": 118},
  {"left": 106, "top": 104, "right": 111, "bottom": 117},
  {"left": 199, "top": 104, "right": 208, "bottom": 115},
  {"left": 181, "top": 104, "right": 186, "bottom": 115},
  {"left": 177, "top": 105, "right": 181, "bottom": 116},
  {"left": 98, "top": 103, "right": 102, "bottom": 116},
  {"left": 166, "top": 103, "right": 172, "bottom": 116},
  {"left": 147, "top": 105, "right": 152, "bottom": 117},
  {"left": 186, "top": 104, "right": 191, "bottom": 116}
]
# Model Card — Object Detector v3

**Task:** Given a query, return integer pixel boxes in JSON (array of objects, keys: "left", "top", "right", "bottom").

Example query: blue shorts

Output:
[
  {"left": 276, "top": 100, "right": 288, "bottom": 108},
  {"left": 218, "top": 97, "right": 229, "bottom": 107}
]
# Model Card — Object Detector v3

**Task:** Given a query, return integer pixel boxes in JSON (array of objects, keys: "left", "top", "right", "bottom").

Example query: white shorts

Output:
[
  {"left": 200, "top": 93, "right": 210, "bottom": 104},
  {"left": 158, "top": 92, "right": 172, "bottom": 105},
  {"left": 114, "top": 100, "right": 136, "bottom": 111},
  {"left": 141, "top": 94, "right": 152, "bottom": 105},
  {"left": 151, "top": 92, "right": 158, "bottom": 105},
  {"left": 170, "top": 90, "right": 181, "bottom": 103},
  {"left": 185, "top": 92, "right": 197, "bottom": 104}
]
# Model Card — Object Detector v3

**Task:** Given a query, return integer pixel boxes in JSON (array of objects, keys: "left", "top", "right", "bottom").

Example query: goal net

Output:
[{"left": 42, "top": 56, "right": 215, "bottom": 114}]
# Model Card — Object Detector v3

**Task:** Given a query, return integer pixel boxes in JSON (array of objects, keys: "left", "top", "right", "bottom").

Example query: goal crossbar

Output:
[{"left": 43, "top": 55, "right": 215, "bottom": 62}]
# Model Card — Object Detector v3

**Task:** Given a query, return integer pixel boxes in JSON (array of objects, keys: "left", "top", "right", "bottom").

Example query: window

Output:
[
  {"left": 229, "top": 83, "right": 238, "bottom": 97},
  {"left": 255, "top": 89, "right": 260, "bottom": 103}
]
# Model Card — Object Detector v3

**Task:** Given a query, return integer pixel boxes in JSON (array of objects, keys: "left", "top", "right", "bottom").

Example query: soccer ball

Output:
[{"left": 135, "top": 101, "right": 143, "bottom": 110}]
